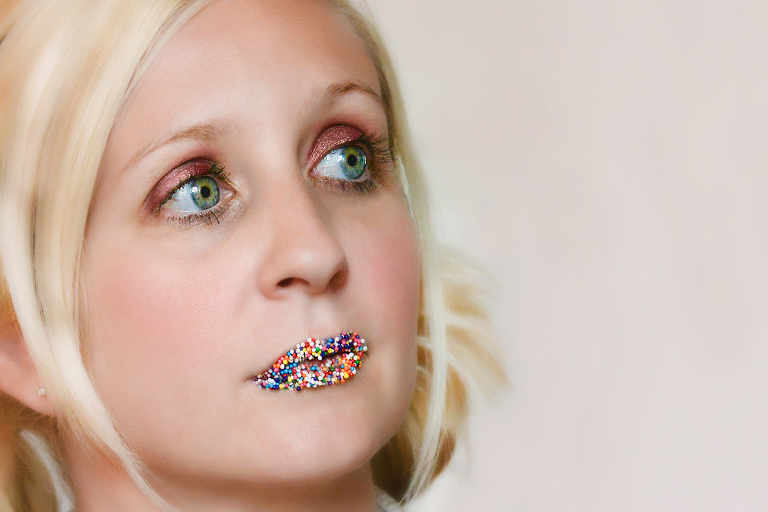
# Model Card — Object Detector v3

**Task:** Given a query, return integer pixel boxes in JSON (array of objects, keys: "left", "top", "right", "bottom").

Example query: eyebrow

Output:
[
  {"left": 121, "top": 81, "right": 383, "bottom": 173},
  {"left": 318, "top": 80, "right": 383, "bottom": 110},
  {"left": 121, "top": 120, "right": 236, "bottom": 175}
]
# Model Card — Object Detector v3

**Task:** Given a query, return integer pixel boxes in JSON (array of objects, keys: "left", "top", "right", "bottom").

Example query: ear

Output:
[{"left": 0, "top": 322, "right": 55, "bottom": 416}]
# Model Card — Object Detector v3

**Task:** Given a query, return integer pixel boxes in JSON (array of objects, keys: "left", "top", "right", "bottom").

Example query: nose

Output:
[{"left": 256, "top": 180, "right": 348, "bottom": 299}]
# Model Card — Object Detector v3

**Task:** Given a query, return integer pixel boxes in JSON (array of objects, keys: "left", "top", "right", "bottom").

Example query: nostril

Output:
[
  {"left": 327, "top": 269, "right": 347, "bottom": 291},
  {"left": 277, "top": 277, "right": 294, "bottom": 288}
]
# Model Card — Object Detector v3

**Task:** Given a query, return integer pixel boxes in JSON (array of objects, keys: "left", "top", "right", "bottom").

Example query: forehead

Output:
[
  {"left": 108, "top": 0, "right": 379, "bottom": 164},
  {"left": 164, "top": 0, "right": 374, "bottom": 76}
]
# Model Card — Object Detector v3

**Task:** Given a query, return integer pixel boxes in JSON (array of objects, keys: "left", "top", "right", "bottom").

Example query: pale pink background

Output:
[{"left": 364, "top": 0, "right": 768, "bottom": 510}]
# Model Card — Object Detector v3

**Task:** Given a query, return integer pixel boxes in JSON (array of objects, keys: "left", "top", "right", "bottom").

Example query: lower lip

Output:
[{"left": 253, "top": 332, "right": 368, "bottom": 391}]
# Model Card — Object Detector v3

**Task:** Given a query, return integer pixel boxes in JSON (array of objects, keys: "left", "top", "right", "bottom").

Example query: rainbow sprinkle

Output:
[{"left": 254, "top": 332, "right": 368, "bottom": 391}]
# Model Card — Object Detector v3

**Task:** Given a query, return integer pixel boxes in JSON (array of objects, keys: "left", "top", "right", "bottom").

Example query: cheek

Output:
[
  {"left": 338, "top": 192, "right": 420, "bottom": 327},
  {"left": 357, "top": 215, "right": 420, "bottom": 331},
  {"left": 82, "top": 239, "right": 242, "bottom": 435},
  {"left": 342, "top": 201, "right": 421, "bottom": 419}
]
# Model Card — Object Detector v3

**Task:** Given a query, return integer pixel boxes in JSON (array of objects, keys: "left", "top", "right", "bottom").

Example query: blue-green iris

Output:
[
  {"left": 339, "top": 146, "right": 366, "bottom": 180},
  {"left": 189, "top": 176, "right": 219, "bottom": 210}
]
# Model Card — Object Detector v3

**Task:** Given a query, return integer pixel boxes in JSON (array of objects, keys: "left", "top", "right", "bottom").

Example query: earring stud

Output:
[{"left": 38, "top": 388, "right": 46, "bottom": 397}]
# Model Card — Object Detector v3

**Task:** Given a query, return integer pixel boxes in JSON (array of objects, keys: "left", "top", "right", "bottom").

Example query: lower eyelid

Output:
[{"left": 162, "top": 194, "right": 235, "bottom": 228}]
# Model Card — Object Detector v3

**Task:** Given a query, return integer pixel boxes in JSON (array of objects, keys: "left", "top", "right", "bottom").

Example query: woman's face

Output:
[{"left": 81, "top": 0, "right": 419, "bottom": 496}]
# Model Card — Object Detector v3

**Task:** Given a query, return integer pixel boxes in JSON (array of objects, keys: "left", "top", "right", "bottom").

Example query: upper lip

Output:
[
  {"left": 252, "top": 331, "right": 367, "bottom": 390},
  {"left": 256, "top": 332, "right": 359, "bottom": 375}
]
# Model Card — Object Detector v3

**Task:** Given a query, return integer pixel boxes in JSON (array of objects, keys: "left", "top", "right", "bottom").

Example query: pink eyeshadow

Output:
[
  {"left": 307, "top": 125, "right": 362, "bottom": 170},
  {"left": 146, "top": 160, "right": 216, "bottom": 211}
]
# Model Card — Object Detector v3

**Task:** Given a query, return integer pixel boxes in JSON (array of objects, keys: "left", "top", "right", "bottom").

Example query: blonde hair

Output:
[{"left": 0, "top": 0, "right": 506, "bottom": 510}]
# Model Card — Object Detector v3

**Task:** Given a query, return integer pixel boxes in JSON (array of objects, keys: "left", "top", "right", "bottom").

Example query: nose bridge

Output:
[{"left": 256, "top": 169, "right": 348, "bottom": 297}]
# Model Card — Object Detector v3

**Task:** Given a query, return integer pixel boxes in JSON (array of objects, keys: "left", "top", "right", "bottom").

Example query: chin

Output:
[
  {"left": 139, "top": 343, "right": 416, "bottom": 491},
  {"left": 241, "top": 352, "right": 415, "bottom": 484}
]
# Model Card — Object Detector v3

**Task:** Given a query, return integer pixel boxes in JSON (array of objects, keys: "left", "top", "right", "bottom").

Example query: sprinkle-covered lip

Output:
[{"left": 253, "top": 332, "right": 368, "bottom": 391}]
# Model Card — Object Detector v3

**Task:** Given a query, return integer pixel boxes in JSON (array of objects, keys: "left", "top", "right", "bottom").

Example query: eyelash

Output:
[
  {"left": 155, "top": 131, "right": 393, "bottom": 228},
  {"left": 157, "top": 163, "right": 233, "bottom": 228},
  {"left": 310, "top": 132, "right": 393, "bottom": 195}
]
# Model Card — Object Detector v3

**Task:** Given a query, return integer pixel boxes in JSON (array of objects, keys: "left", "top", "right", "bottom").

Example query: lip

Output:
[{"left": 253, "top": 331, "right": 368, "bottom": 391}]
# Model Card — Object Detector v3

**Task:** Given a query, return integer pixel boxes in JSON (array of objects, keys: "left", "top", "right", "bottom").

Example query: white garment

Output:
[{"left": 375, "top": 488, "right": 404, "bottom": 512}]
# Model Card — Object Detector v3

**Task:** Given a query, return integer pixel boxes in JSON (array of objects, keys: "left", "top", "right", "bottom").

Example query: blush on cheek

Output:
[
  {"left": 349, "top": 203, "right": 421, "bottom": 416},
  {"left": 373, "top": 208, "right": 420, "bottom": 302},
  {"left": 83, "top": 241, "right": 237, "bottom": 432}
]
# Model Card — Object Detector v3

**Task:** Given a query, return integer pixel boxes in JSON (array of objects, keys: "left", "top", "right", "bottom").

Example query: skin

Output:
[{"left": 66, "top": 0, "right": 421, "bottom": 510}]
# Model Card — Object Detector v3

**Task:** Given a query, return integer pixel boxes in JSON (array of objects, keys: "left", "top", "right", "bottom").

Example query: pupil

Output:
[
  {"left": 201, "top": 186, "right": 211, "bottom": 198},
  {"left": 346, "top": 154, "right": 358, "bottom": 167}
]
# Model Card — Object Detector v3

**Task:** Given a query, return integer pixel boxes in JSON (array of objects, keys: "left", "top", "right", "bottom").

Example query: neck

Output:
[{"left": 63, "top": 437, "right": 379, "bottom": 512}]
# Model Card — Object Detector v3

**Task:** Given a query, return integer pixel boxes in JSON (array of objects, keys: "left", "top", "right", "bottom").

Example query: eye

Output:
[
  {"left": 163, "top": 175, "right": 221, "bottom": 213},
  {"left": 313, "top": 144, "right": 369, "bottom": 182}
]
